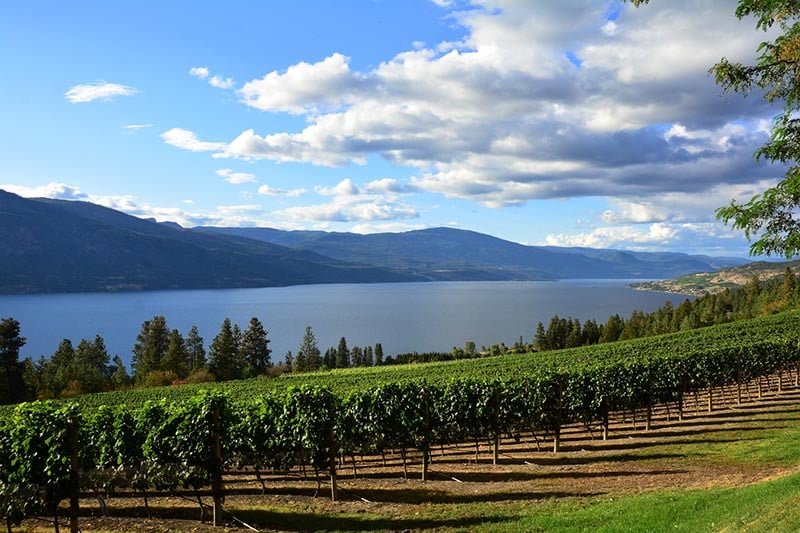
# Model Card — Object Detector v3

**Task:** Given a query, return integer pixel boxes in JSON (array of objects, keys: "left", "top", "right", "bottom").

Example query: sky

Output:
[{"left": 0, "top": 0, "right": 785, "bottom": 257}]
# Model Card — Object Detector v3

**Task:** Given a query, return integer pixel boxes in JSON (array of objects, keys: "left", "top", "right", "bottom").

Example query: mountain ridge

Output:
[{"left": 0, "top": 189, "right": 751, "bottom": 294}]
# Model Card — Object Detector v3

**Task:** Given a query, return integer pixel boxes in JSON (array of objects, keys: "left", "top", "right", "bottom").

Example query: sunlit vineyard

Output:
[{"left": 1, "top": 310, "right": 800, "bottom": 527}]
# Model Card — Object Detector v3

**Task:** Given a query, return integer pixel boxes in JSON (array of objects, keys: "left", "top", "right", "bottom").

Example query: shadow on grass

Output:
[
  {"left": 571, "top": 436, "right": 762, "bottom": 453},
  {"left": 230, "top": 507, "right": 517, "bottom": 532}
]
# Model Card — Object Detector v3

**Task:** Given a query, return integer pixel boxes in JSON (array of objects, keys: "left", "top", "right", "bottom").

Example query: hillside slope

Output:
[
  {"left": 0, "top": 190, "right": 419, "bottom": 293},
  {"left": 201, "top": 226, "right": 749, "bottom": 281}
]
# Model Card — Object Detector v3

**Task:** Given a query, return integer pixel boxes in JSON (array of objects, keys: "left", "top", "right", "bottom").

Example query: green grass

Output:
[{"left": 224, "top": 473, "right": 800, "bottom": 533}]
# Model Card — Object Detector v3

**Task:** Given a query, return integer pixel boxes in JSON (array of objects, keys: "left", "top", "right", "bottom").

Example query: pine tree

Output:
[
  {"left": 336, "top": 337, "right": 350, "bottom": 369},
  {"left": 184, "top": 325, "right": 206, "bottom": 373},
  {"left": 131, "top": 316, "right": 170, "bottom": 383},
  {"left": 0, "top": 317, "right": 27, "bottom": 404},
  {"left": 363, "top": 345, "right": 374, "bottom": 367},
  {"left": 163, "top": 329, "right": 189, "bottom": 378},
  {"left": 296, "top": 326, "right": 321, "bottom": 372},
  {"left": 240, "top": 317, "right": 271, "bottom": 378},
  {"left": 351, "top": 346, "right": 363, "bottom": 367},
  {"left": 209, "top": 318, "right": 241, "bottom": 381}
]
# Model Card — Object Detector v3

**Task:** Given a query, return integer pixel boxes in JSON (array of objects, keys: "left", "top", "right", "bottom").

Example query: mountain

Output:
[
  {"left": 0, "top": 190, "right": 420, "bottom": 294},
  {"left": 199, "top": 226, "right": 750, "bottom": 281}
]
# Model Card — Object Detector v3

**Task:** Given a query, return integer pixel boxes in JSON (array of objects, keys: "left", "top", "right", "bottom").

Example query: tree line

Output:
[
  {"left": 0, "top": 315, "right": 390, "bottom": 403},
  {"left": 1, "top": 268, "right": 798, "bottom": 403}
]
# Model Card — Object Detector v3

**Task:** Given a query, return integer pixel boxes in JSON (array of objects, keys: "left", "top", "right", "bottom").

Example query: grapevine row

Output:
[{"left": 1, "top": 329, "right": 799, "bottom": 527}]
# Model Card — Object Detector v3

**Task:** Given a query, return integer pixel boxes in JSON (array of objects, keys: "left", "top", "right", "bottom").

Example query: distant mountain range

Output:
[{"left": 0, "top": 189, "right": 750, "bottom": 294}]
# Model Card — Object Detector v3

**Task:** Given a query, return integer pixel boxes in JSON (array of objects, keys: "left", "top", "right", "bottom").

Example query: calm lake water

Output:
[{"left": 0, "top": 280, "right": 691, "bottom": 368}]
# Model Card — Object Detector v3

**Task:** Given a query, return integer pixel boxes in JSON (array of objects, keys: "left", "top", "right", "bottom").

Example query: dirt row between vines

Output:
[{"left": 22, "top": 380, "right": 800, "bottom": 532}]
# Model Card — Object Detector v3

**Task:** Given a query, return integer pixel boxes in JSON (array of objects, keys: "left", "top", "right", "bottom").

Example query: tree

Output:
[
  {"left": 631, "top": 0, "right": 800, "bottom": 256},
  {"left": 110, "top": 354, "right": 131, "bottom": 388},
  {"left": 184, "top": 325, "right": 207, "bottom": 373},
  {"left": 0, "top": 317, "right": 27, "bottom": 404},
  {"left": 374, "top": 343, "right": 384, "bottom": 366},
  {"left": 240, "top": 317, "right": 271, "bottom": 378},
  {"left": 131, "top": 315, "right": 170, "bottom": 383},
  {"left": 42, "top": 338, "right": 75, "bottom": 396},
  {"left": 336, "top": 337, "right": 350, "bottom": 369},
  {"left": 351, "top": 346, "right": 363, "bottom": 367},
  {"left": 296, "top": 326, "right": 321, "bottom": 372},
  {"left": 72, "top": 336, "right": 111, "bottom": 394},
  {"left": 209, "top": 318, "right": 241, "bottom": 381},
  {"left": 163, "top": 329, "right": 189, "bottom": 378},
  {"left": 363, "top": 345, "right": 374, "bottom": 367}
]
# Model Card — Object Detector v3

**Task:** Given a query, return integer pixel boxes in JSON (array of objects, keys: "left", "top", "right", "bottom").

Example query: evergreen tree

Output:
[
  {"left": 296, "top": 326, "right": 321, "bottom": 372},
  {"left": 131, "top": 316, "right": 170, "bottom": 383},
  {"left": 322, "top": 347, "right": 336, "bottom": 369},
  {"left": 43, "top": 339, "right": 75, "bottom": 396},
  {"left": 374, "top": 343, "right": 384, "bottom": 366},
  {"left": 0, "top": 317, "right": 27, "bottom": 404},
  {"left": 336, "top": 337, "right": 350, "bottom": 369},
  {"left": 163, "top": 329, "right": 189, "bottom": 378},
  {"left": 363, "top": 345, "right": 374, "bottom": 366},
  {"left": 240, "top": 317, "right": 271, "bottom": 378},
  {"left": 209, "top": 318, "right": 241, "bottom": 381},
  {"left": 110, "top": 355, "right": 131, "bottom": 388},
  {"left": 184, "top": 325, "right": 207, "bottom": 373},
  {"left": 351, "top": 346, "right": 363, "bottom": 367},
  {"left": 73, "top": 336, "right": 111, "bottom": 394},
  {"left": 533, "top": 322, "right": 547, "bottom": 351},
  {"left": 284, "top": 351, "right": 294, "bottom": 372}
]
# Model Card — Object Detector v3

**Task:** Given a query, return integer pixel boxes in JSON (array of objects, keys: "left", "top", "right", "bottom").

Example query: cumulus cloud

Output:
[
  {"left": 238, "top": 53, "right": 364, "bottom": 114},
  {"left": 189, "top": 66, "right": 210, "bottom": 79},
  {"left": 65, "top": 81, "right": 138, "bottom": 103},
  {"left": 0, "top": 182, "right": 87, "bottom": 200},
  {"left": 164, "top": 0, "right": 779, "bottom": 235},
  {"left": 216, "top": 168, "right": 257, "bottom": 185}
]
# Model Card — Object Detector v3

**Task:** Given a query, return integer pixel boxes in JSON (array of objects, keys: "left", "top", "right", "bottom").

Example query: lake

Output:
[{"left": 0, "top": 280, "right": 692, "bottom": 368}]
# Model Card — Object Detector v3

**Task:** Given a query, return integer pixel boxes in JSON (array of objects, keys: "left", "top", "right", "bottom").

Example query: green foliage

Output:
[
  {"left": 209, "top": 318, "right": 242, "bottom": 381},
  {"left": 0, "top": 318, "right": 26, "bottom": 405}
]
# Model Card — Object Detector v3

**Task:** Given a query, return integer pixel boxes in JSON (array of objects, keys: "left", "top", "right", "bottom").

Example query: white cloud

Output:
[
  {"left": 257, "top": 184, "right": 306, "bottom": 197},
  {"left": 0, "top": 182, "right": 87, "bottom": 200},
  {"left": 165, "top": 0, "right": 776, "bottom": 216},
  {"left": 316, "top": 178, "right": 359, "bottom": 197},
  {"left": 161, "top": 128, "right": 226, "bottom": 152},
  {"left": 65, "top": 81, "right": 138, "bottom": 103},
  {"left": 275, "top": 200, "right": 418, "bottom": 223},
  {"left": 122, "top": 124, "right": 153, "bottom": 133},
  {"left": 216, "top": 168, "right": 257, "bottom": 185},
  {"left": 189, "top": 66, "right": 210, "bottom": 79},
  {"left": 209, "top": 75, "right": 235, "bottom": 89},
  {"left": 238, "top": 53, "right": 363, "bottom": 114},
  {"left": 546, "top": 222, "right": 679, "bottom": 248}
]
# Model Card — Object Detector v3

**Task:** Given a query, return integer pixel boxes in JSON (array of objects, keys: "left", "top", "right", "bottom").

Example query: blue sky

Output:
[{"left": 0, "top": 0, "right": 783, "bottom": 257}]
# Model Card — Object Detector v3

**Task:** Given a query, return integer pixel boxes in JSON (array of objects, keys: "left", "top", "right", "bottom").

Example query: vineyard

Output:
[{"left": 1, "top": 310, "right": 800, "bottom": 531}]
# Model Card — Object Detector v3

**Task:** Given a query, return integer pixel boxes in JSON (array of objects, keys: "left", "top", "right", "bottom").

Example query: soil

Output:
[{"left": 16, "top": 384, "right": 800, "bottom": 533}]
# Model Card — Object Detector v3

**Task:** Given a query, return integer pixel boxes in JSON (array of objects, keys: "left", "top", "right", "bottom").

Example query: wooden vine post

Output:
[
  {"left": 328, "top": 401, "right": 338, "bottom": 501},
  {"left": 69, "top": 415, "right": 80, "bottom": 533},
  {"left": 492, "top": 385, "right": 500, "bottom": 466},
  {"left": 601, "top": 396, "right": 610, "bottom": 441},
  {"left": 553, "top": 378, "right": 562, "bottom": 454},
  {"left": 422, "top": 387, "right": 430, "bottom": 482},
  {"left": 211, "top": 409, "right": 224, "bottom": 527}
]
